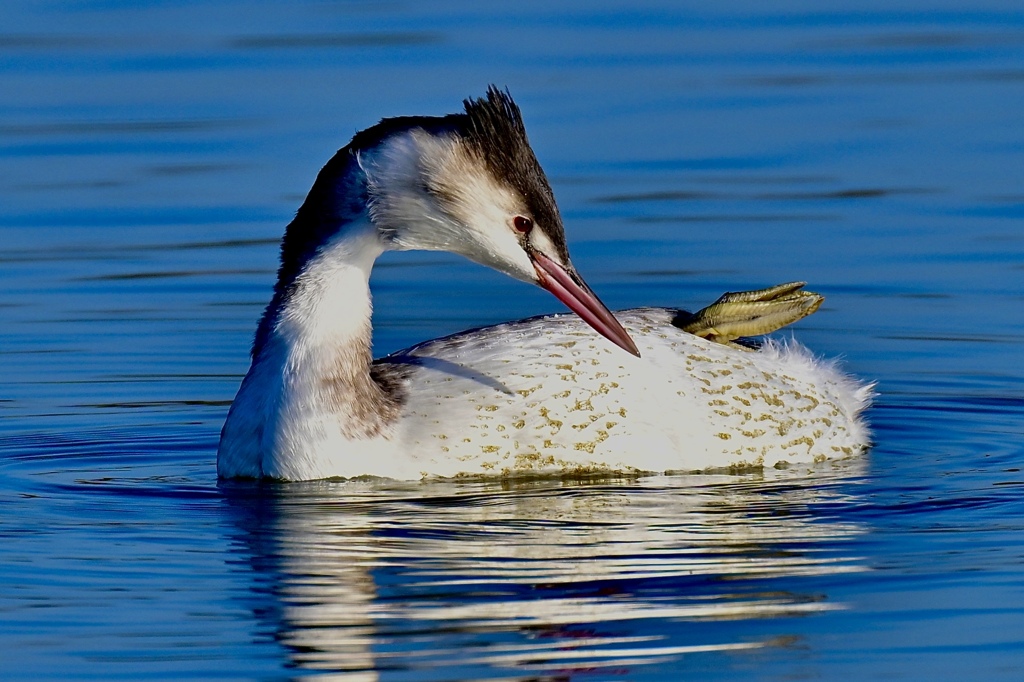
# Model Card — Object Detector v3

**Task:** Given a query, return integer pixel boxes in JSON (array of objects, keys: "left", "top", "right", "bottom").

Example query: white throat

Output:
[
  {"left": 275, "top": 216, "right": 383, "bottom": 356},
  {"left": 218, "top": 215, "right": 401, "bottom": 480}
]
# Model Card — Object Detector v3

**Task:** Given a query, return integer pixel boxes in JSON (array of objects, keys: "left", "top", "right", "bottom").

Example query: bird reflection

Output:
[{"left": 221, "top": 464, "right": 866, "bottom": 680}]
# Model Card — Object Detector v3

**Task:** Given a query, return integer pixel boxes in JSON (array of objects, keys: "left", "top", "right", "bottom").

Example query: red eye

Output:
[{"left": 513, "top": 216, "right": 533, "bottom": 233}]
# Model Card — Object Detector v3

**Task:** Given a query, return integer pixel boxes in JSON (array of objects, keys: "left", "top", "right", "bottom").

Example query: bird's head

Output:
[{"left": 356, "top": 86, "right": 639, "bottom": 356}]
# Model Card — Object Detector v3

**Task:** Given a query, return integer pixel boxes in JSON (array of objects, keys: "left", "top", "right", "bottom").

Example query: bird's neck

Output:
[
  {"left": 254, "top": 201, "right": 401, "bottom": 441},
  {"left": 266, "top": 212, "right": 397, "bottom": 428},
  {"left": 274, "top": 214, "right": 382, "bottom": 371}
]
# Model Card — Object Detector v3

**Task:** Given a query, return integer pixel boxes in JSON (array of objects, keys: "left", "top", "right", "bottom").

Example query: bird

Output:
[{"left": 217, "top": 87, "right": 872, "bottom": 481}]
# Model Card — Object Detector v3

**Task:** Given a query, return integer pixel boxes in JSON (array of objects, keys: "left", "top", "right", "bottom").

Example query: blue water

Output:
[{"left": 2, "top": 1, "right": 1023, "bottom": 679}]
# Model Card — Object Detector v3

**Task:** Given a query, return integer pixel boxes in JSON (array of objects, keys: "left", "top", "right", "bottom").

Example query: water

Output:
[{"left": 2, "top": 1, "right": 1023, "bottom": 679}]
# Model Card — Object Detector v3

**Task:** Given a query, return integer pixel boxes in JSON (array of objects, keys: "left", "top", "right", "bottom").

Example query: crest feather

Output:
[{"left": 461, "top": 86, "right": 569, "bottom": 262}]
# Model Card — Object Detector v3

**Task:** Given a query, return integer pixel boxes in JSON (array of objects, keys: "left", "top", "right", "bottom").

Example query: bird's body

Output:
[
  {"left": 218, "top": 88, "right": 871, "bottom": 481},
  {"left": 392, "top": 310, "right": 868, "bottom": 479}
]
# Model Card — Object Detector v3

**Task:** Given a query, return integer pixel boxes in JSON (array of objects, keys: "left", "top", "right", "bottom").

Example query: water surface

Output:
[{"left": 2, "top": 1, "right": 1023, "bottom": 680}]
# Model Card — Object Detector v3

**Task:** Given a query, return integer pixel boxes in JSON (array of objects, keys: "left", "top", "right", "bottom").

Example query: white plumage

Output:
[
  {"left": 391, "top": 310, "right": 872, "bottom": 479},
  {"left": 217, "top": 88, "right": 872, "bottom": 481}
]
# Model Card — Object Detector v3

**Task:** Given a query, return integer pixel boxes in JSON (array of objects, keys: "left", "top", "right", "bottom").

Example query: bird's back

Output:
[{"left": 381, "top": 308, "right": 873, "bottom": 478}]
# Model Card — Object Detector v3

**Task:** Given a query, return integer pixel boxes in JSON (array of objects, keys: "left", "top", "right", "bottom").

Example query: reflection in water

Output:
[{"left": 223, "top": 467, "right": 866, "bottom": 679}]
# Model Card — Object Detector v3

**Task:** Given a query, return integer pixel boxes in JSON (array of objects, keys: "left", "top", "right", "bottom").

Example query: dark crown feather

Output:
[{"left": 461, "top": 86, "right": 569, "bottom": 262}]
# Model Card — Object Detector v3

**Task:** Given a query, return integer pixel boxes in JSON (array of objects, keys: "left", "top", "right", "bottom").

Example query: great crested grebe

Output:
[{"left": 218, "top": 87, "right": 872, "bottom": 481}]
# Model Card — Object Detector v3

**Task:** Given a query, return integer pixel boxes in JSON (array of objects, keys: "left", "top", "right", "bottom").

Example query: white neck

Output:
[
  {"left": 219, "top": 215, "right": 402, "bottom": 479},
  {"left": 271, "top": 215, "right": 398, "bottom": 437},
  {"left": 275, "top": 216, "right": 382, "bottom": 366}
]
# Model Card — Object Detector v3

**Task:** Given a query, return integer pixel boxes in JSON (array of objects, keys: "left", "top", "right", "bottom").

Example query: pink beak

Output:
[{"left": 532, "top": 251, "right": 640, "bottom": 357}]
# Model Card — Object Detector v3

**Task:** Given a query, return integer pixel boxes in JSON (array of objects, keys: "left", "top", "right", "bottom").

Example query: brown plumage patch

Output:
[{"left": 317, "top": 323, "right": 408, "bottom": 439}]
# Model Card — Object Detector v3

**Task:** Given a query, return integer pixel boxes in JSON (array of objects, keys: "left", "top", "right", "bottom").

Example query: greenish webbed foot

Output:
[{"left": 676, "top": 281, "right": 824, "bottom": 348}]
